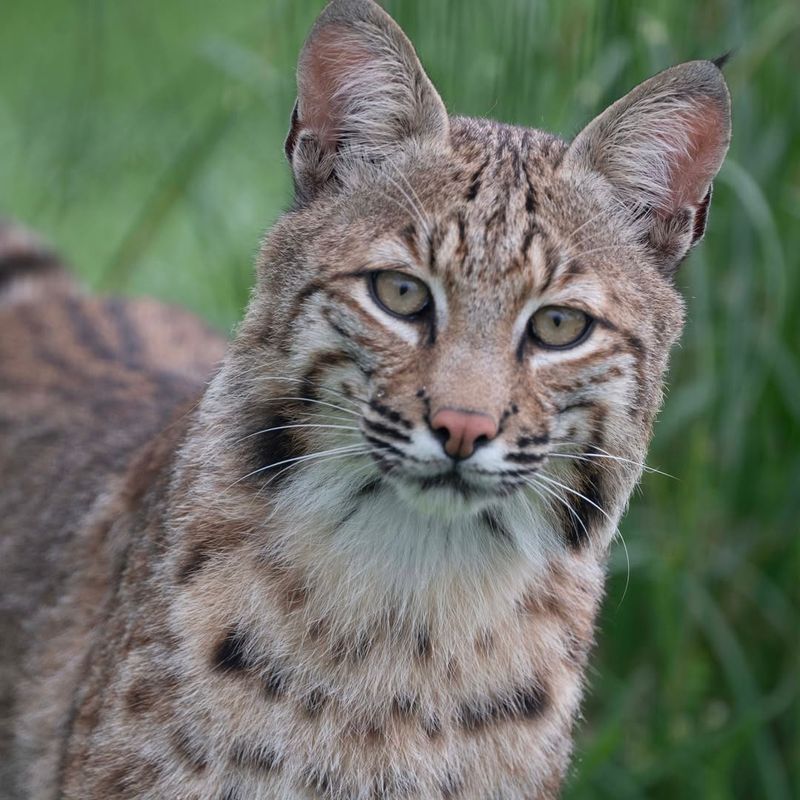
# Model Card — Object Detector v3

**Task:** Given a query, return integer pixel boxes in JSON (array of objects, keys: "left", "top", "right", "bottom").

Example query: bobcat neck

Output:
[{"left": 121, "top": 387, "right": 612, "bottom": 798}]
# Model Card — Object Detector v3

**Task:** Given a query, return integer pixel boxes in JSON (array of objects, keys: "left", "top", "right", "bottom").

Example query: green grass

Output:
[{"left": 1, "top": 0, "right": 798, "bottom": 796}]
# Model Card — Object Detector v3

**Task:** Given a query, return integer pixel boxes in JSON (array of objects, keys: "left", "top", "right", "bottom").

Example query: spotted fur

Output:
[{"left": 0, "top": 1, "right": 730, "bottom": 798}]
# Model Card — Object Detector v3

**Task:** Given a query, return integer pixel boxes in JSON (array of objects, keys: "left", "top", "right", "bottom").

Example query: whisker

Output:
[
  {"left": 549, "top": 442, "right": 673, "bottom": 478},
  {"left": 255, "top": 375, "right": 370, "bottom": 409},
  {"left": 237, "top": 423, "right": 361, "bottom": 444},
  {"left": 266, "top": 396, "right": 361, "bottom": 418},
  {"left": 259, "top": 446, "right": 371, "bottom": 489},
  {"left": 231, "top": 443, "right": 368, "bottom": 489},
  {"left": 522, "top": 475, "right": 590, "bottom": 542},
  {"left": 534, "top": 472, "right": 612, "bottom": 523}
]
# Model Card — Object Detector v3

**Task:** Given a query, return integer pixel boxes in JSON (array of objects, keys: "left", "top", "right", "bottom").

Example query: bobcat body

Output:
[{"left": 0, "top": 1, "right": 730, "bottom": 798}]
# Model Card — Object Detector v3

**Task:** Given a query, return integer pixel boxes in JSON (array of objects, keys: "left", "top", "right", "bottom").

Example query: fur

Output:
[{"left": 0, "top": 1, "right": 730, "bottom": 798}]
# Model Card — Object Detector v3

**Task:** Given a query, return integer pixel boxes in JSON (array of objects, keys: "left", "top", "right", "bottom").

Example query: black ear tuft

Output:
[{"left": 711, "top": 51, "right": 733, "bottom": 70}]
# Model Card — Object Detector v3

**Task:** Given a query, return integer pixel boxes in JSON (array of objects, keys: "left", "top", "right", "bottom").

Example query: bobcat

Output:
[{"left": 0, "top": 0, "right": 731, "bottom": 797}]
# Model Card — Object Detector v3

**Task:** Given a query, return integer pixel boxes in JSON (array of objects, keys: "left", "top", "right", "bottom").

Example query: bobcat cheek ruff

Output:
[{"left": 0, "top": 1, "right": 729, "bottom": 798}]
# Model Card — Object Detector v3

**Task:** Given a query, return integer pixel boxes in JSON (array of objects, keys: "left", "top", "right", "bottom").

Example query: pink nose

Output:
[{"left": 431, "top": 408, "right": 499, "bottom": 459}]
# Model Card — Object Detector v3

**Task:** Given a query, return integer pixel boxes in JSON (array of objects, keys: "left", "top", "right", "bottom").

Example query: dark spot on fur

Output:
[
  {"left": 465, "top": 156, "right": 490, "bottom": 201},
  {"left": 177, "top": 543, "right": 213, "bottom": 584},
  {"left": 263, "top": 662, "right": 289, "bottom": 698},
  {"left": 172, "top": 728, "right": 208, "bottom": 773},
  {"left": 481, "top": 510, "right": 513, "bottom": 543},
  {"left": 0, "top": 250, "right": 61, "bottom": 290},
  {"left": 459, "top": 681, "right": 548, "bottom": 730},
  {"left": 303, "top": 687, "right": 328, "bottom": 717},
  {"left": 212, "top": 628, "right": 249, "bottom": 674},
  {"left": 232, "top": 741, "right": 281, "bottom": 772},
  {"left": 247, "top": 414, "right": 298, "bottom": 487},
  {"left": 392, "top": 693, "right": 419, "bottom": 717},
  {"left": 563, "top": 461, "right": 608, "bottom": 550},
  {"left": 415, "top": 625, "right": 432, "bottom": 660}
]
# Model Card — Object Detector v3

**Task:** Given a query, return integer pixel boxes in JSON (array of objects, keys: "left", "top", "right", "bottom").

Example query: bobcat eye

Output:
[
  {"left": 529, "top": 306, "right": 592, "bottom": 349},
  {"left": 369, "top": 270, "right": 431, "bottom": 319}
]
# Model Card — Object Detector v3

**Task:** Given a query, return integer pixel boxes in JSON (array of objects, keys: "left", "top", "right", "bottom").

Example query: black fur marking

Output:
[
  {"left": 517, "top": 433, "right": 548, "bottom": 447},
  {"left": 418, "top": 472, "right": 473, "bottom": 496},
  {"left": 176, "top": 544, "right": 212, "bottom": 584},
  {"left": 248, "top": 413, "right": 300, "bottom": 486},
  {"left": 520, "top": 223, "right": 537, "bottom": 259},
  {"left": 369, "top": 399, "right": 413, "bottom": 430},
  {"left": 0, "top": 250, "right": 60, "bottom": 290},
  {"left": 459, "top": 682, "right": 548, "bottom": 731},
  {"left": 415, "top": 625, "right": 432, "bottom": 660},
  {"left": 392, "top": 693, "right": 419, "bottom": 716},
  {"left": 537, "top": 239, "right": 563, "bottom": 295},
  {"left": 559, "top": 400, "right": 597, "bottom": 414},
  {"left": 563, "top": 461, "right": 608, "bottom": 550},
  {"left": 364, "top": 417, "right": 412, "bottom": 443},
  {"left": 712, "top": 51, "right": 732, "bottom": 69},
  {"left": 356, "top": 478, "right": 382, "bottom": 498},
  {"left": 364, "top": 434, "right": 406, "bottom": 458},
  {"left": 212, "top": 628, "right": 249, "bottom": 673},
  {"left": 465, "top": 156, "right": 490, "bottom": 201},
  {"left": 303, "top": 687, "right": 328, "bottom": 717},
  {"left": 232, "top": 741, "right": 281, "bottom": 773},
  {"left": 505, "top": 452, "right": 544, "bottom": 464},
  {"left": 481, "top": 510, "right": 513, "bottom": 543},
  {"left": 220, "top": 789, "right": 241, "bottom": 800},
  {"left": 263, "top": 662, "right": 289, "bottom": 698}
]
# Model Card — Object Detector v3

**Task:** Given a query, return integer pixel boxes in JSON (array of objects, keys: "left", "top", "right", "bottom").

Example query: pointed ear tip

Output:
[{"left": 665, "top": 59, "right": 732, "bottom": 114}]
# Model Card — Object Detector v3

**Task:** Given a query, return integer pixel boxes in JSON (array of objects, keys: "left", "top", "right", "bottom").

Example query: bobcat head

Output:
[{"left": 196, "top": 0, "right": 730, "bottom": 596}]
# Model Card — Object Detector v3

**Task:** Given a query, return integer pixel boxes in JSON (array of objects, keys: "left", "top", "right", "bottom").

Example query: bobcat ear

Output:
[
  {"left": 285, "top": 0, "right": 449, "bottom": 203},
  {"left": 564, "top": 60, "right": 731, "bottom": 276}
]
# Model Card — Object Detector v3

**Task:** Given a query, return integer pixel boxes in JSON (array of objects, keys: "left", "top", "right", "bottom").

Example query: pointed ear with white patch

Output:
[
  {"left": 285, "top": 0, "right": 449, "bottom": 203},
  {"left": 564, "top": 60, "right": 731, "bottom": 275}
]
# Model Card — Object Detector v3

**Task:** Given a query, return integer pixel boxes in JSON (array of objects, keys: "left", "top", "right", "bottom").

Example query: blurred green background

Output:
[{"left": 1, "top": 0, "right": 798, "bottom": 796}]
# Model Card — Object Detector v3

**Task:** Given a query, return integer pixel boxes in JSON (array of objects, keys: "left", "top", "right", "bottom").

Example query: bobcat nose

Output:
[{"left": 430, "top": 408, "right": 499, "bottom": 460}]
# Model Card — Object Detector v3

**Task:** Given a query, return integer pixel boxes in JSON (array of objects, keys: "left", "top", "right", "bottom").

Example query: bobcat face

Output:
[
  {"left": 243, "top": 127, "right": 684, "bottom": 527},
  {"left": 222, "top": 0, "right": 728, "bottom": 564}
]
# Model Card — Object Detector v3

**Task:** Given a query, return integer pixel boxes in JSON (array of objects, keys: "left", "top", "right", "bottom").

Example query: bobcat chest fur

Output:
[{"left": 0, "top": 1, "right": 730, "bottom": 798}]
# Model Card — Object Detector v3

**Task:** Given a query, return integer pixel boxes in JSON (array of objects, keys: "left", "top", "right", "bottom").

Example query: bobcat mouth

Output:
[
  {"left": 386, "top": 466, "right": 515, "bottom": 518},
  {"left": 416, "top": 470, "right": 475, "bottom": 496}
]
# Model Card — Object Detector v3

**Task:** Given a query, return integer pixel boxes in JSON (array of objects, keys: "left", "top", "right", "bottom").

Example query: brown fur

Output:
[{"left": 0, "top": 2, "right": 730, "bottom": 798}]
